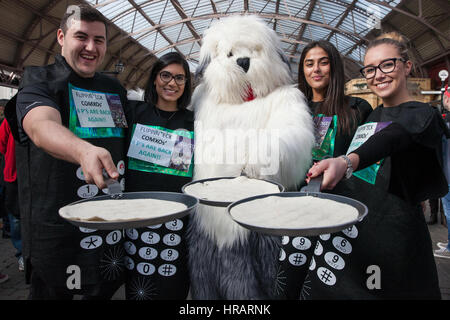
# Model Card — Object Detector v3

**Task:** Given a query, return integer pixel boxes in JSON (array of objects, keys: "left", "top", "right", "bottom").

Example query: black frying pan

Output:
[
  {"left": 59, "top": 192, "right": 198, "bottom": 230},
  {"left": 227, "top": 176, "right": 368, "bottom": 236},
  {"left": 181, "top": 176, "right": 285, "bottom": 207}
]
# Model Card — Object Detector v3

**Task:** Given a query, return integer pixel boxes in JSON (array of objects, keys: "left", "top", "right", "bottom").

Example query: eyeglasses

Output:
[
  {"left": 159, "top": 71, "right": 187, "bottom": 85},
  {"left": 360, "top": 58, "right": 406, "bottom": 79}
]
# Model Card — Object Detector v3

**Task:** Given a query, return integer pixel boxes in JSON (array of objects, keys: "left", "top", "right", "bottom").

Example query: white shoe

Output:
[
  {"left": 434, "top": 247, "right": 450, "bottom": 259},
  {"left": 437, "top": 242, "right": 449, "bottom": 249},
  {"left": 18, "top": 257, "right": 24, "bottom": 272}
]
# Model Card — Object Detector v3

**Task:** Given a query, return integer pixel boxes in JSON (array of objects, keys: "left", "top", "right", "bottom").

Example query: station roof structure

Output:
[{"left": 0, "top": 0, "right": 448, "bottom": 89}]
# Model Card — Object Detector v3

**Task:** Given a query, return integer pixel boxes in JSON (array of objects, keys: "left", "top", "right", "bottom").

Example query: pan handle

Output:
[{"left": 300, "top": 175, "right": 323, "bottom": 194}]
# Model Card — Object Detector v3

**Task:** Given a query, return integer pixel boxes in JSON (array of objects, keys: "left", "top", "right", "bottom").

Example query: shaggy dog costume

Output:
[{"left": 187, "top": 15, "right": 315, "bottom": 299}]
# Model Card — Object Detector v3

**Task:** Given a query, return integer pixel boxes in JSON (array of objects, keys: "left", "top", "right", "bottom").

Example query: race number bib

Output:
[{"left": 346, "top": 122, "right": 391, "bottom": 184}]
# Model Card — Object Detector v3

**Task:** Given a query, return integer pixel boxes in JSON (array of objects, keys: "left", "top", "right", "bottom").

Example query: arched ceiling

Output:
[{"left": 0, "top": 0, "right": 448, "bottom": 90}]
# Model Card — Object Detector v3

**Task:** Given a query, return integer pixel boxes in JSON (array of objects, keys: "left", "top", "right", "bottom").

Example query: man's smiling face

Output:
[{"left": 57, "top": 18, "right": 107, "bottom": 78}]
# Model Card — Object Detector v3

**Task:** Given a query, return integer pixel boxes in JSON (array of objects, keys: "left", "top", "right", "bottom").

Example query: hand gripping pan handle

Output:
[
  {"left": 102, "top": 169, "right": 123, "bottom": 199},
  {"left": 300, "top": 175, "right": 323, "bottom": 194}
]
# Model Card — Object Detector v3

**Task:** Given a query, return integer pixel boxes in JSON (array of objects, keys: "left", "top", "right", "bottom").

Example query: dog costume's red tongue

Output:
[{"left": 244, "top": 86, "right": 255, "bottom": 102}]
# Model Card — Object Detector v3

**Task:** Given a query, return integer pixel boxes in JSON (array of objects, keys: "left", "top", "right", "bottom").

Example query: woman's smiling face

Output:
[
  {"left": 303, "top": 46, "right": 331, "bottom": 98},
  {"left": 363, "top": 43, "right": 412, "bottom": 106},
  {"left": 154, "top": 63, "right": 186, "bottom": 109}
]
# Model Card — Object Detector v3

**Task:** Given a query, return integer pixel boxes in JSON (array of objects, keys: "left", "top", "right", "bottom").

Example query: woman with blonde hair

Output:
[{"left": 302, "top": 32, "right": 448, "bottom": 299}]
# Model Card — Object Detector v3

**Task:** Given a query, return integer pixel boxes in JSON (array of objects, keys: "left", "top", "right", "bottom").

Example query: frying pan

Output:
[
  {"left": 227, "top": 176, "right": 368, "bottom": 236},
  {"left": 181, "top": 176, "right": 285, "bottom": 207},
  {"left": 59, "top": 191, "right": 198, "bottom": 230}
]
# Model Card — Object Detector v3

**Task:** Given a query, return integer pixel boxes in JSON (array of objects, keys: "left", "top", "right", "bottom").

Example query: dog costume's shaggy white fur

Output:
[{"left": 187, "top": 15, "right": 315, "bottom": 299}]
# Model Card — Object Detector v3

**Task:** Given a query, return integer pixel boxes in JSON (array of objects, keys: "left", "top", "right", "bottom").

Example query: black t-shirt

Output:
[
  {"left": 309, "top": 96, "right": 372, "bottom": 156},
  {"left": 352, "top": 101, "right": 448, "bottom": 204},
  {"left": 125, "top": 101, "right": 194, "bottom": 193},
  {"left": 16, "top": 83, "right": 60, "bottom": 129},
  {"left": 11, "top": 55, "right": 129, "bottom": 289}
]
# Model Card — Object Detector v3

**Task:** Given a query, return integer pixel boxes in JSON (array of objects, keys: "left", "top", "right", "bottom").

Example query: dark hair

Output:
[
  {"left": 60, "top": 4, "right": 107, "bottom": 36},
  {"left": 144, "top": 52, "right": 192, "bottom": 110},
  {"left": 298, "top": 40, "right": 356, "bottom": 135}
]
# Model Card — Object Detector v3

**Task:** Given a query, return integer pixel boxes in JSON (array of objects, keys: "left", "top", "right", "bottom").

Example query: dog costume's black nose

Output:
[{"left": 237, "top": 57, "right": 250, "bottom": 73}]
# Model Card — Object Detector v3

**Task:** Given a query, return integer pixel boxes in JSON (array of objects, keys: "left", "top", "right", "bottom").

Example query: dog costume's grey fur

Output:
[{"left": 187, "top": 15, "right": 315, "bottom": 300}]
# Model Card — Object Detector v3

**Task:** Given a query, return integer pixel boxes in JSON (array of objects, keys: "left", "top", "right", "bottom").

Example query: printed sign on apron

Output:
[
  {"left": 68, "top": 84, "right": 127, "bottom": 139},
  {"left": 346, "top": 122, "right": 391, "bottom": 184},
  {"left": 127, "top": 124, "right": 194, "bottom": 177}
]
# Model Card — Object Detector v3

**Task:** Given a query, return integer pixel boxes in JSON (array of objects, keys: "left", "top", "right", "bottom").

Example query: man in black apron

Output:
[{"left": 5, "top": 4, "right": 128, "bottom": 299}]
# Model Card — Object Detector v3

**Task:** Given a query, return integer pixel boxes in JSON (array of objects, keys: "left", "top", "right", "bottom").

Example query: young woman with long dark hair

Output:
[
  {"left": 124, "top": 52, "right": 194, "bottom": 300},
  {"left": 298, "top": 40, "right": 373, "bottom": 159},
  {"left": 278, "top": 40, "right": 372, "bottom": 300}
]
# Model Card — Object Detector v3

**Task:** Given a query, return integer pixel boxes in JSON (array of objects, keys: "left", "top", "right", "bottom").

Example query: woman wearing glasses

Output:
[
  {"left": 278, "top": 40, "right": 372, "bottom": 299},
  {"left": 300, "top": 32, "right": 448, "bottom": 299},
  {"left": 124, "top": 52, "right": 194, "bottom": 300}
]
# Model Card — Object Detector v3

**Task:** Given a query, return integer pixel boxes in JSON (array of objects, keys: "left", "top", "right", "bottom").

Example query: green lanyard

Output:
[
  {"left": 346, "top": 122, "right": 391, "bottom": 185},
  {"left": 312, "top": 114, "right": 337, "bottom": 161}
]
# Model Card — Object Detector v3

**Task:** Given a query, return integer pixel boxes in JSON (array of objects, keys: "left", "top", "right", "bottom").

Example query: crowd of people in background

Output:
[{"left": 0, "top": 3, "right": 449, "bottom": 300}]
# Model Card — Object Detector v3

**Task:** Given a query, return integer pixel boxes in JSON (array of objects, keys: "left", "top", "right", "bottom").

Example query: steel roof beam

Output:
[
  {"left": 289, "top": 0, "right": 316, "bottom": 61},
  {"left": 123, "top": 11, "right": 367, "bottom": 47},
  {"left": 15, "top": 0, "right": 62, "bottom": 69},
  {"left": 0, "top": 27, "right": 57, "bottom": 58},
  {"left": 325, "top": 0, "right": 357, "bottom": 42},
  {"left": 272, "top": 0, "right": 280, "bottom": 31},
  {"left": 127, "top": 55, "right": 159, "bottom": 88},
  {"left": 366, "top": 0, "right": 450, "bottom": 41},
  {"left": 408, "top": 12, "right": 449, "bottom": 44},
  {"left": 420, "top": 49, "right": 450, "bottom": 67},
  {"left": 13, "top": 0, "right": 61, "bottom": 26},
  {"left": 125, "top": 54, "right": 155, "bottom": 85},
  {"left": 401, "top": 2, "right": 446, "bottom": 52},
  {"left": 108, "top": 1, "right": 162, "bottom": 22},
  {"left": 428, "top": 0, "right": 450, "bottom": 12},
  {"left": 126, "top": 0, "right": 184, "bottom": 57},
  {"left": 382, "top": 20, "right": 427, "bottom": 77},
  {"left": 104, "top": 39, "right": 135, "bottom": 70},
  {"left": 209, "top": 0, "right": 218, "bottom": 14},
  {"left": 170, "top": 0, "right": 202, "bottom": 45}
]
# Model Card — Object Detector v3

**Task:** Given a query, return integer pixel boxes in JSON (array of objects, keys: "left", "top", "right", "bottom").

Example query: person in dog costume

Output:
[{"left": 187, "top": 15, "right": 315, "bottom": 299}]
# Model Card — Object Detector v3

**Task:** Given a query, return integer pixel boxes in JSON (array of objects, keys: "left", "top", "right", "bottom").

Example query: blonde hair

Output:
[
  {"left": 367, "top": 31, "right": 410, "bottom": 61},
  {"left": 366, "top": 31, "right": 418, "bottom": 75}
]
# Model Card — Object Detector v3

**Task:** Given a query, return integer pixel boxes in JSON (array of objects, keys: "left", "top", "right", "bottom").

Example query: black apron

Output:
[
  {"left": 276, "top": 97, "right": 372, "bottom": 299},
  {"left": 6, "top": 55, "right": 128, "bottom": 295},
  {"left": 298, "top": 102, "right": 444, "bottom": 299},
  {"left": 124, "top": 101, "right": 194, "bottom": 300}
]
